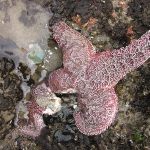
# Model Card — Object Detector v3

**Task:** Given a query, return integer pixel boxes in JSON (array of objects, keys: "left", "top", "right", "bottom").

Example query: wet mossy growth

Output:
[
  {"left": 111, "top": 22, "right": 128, "bottom": 47},
  {"left": 131, "top": 130, "right": 145, "bottom": 143},
  {"left": 130, "top": 93, "right": 150, "bottom": 116},
  {"left": 130, "top": 63, "right": 150, "bottom": 117},
  {"left": 0, "top": 57, "right": 23, "bottom": 139}
]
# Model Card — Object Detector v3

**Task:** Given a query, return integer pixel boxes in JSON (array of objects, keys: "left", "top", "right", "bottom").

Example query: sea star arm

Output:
[
  {"left": 18, "top": 100, "right": 45, "bottom": 139},
  {"left": 52, "top": 21, "right": 96, "bottom": 75},
  {"left": 86, "top": 30, "right": 150, "bottom": 89},
  {"left": 18, "top": 113, "right": 45, "bottom": 139},
  {"left": 48, "top": 68, "right": 75, "bottom": 93},
  {"left": 74, "top": 88, "right": 118, "bottom": 135},
  {"left": 111, "top": 30, "right": 150, "bottom": 77}
]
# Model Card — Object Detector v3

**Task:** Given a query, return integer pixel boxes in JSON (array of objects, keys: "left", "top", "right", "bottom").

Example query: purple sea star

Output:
[
  {"left": 18, "top": 22, "right": 149, "bottom": 137},
  {"left": 48, "top": 22, "right": 150, "bottom": 135}
]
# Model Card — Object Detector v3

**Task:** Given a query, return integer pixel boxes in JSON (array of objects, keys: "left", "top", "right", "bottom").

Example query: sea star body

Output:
[{"left": 48, "top": 22, "right": 150, "bottom": 135}]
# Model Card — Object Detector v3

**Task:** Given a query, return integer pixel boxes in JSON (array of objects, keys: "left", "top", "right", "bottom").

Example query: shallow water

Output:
[
  {"left": 0, "top": 0, "right": 63, "bottom": 97},
  {"left": 0, "top": 0, "right": 63, "bottom": 141}
]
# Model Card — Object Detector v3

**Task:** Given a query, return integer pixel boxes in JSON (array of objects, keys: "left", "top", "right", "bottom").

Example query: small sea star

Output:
[
  {"left": 48, "top": 22, "right": 150, "bottom": 135},
  {"left": 18, "top": 83, "right": 61, "bottom": 138}
]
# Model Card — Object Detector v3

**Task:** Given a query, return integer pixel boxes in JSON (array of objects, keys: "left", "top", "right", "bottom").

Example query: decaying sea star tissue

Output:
[
  {"left": 18, "top": 83, "right": 61, "bottom": 138},
  {"left": 19, "top": 22, "right": 150, "bottom": 137}
]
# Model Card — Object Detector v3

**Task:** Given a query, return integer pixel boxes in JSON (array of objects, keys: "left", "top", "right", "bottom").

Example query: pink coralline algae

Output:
[{"left": 19, "top": 22, "right": 150, "bottom": 137}]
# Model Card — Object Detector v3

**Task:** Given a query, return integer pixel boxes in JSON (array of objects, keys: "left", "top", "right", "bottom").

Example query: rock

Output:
[{"left": 0, "top": 57, "right": 23, "bottom": 139}]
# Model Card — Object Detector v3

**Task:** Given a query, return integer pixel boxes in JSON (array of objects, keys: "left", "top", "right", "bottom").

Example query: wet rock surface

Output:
[
  {"left": 49, "top": 0, "right": 132, "bottom": 49},
  {"left": 0, "top": 0, "right": 149, "bottom": 149},
  {"left": 0, "top": 57, "right": 23, "bottom": 139},
  {"left": 128, "top": 0, "right": 150, "bottom": 37}
]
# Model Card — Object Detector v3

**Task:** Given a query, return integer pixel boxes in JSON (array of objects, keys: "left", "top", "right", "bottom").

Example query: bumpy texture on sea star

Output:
[
  {"left": 19, "top": 22, "right": 149, "bottom": 137},
  {"left": 49, "top": 22, "right": 150, "bottom": 135}
]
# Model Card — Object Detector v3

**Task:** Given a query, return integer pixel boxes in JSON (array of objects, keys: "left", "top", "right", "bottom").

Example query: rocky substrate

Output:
[{"left": 0, "top": 0, "right": 149, "bottom": 149}]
